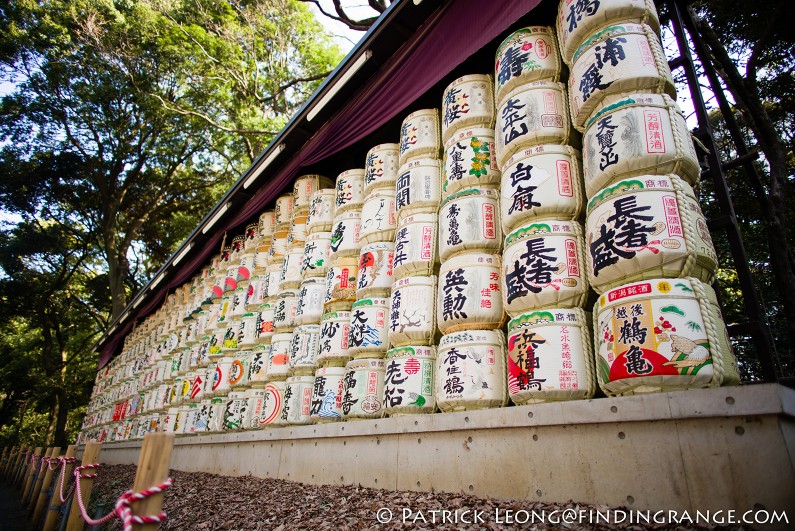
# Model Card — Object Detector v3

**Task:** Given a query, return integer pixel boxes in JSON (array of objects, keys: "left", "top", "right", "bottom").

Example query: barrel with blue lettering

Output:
[
  {"left": 441, "top": 74, "right": 495, "bottom": 143},
  {"left": 495, "top": 26, "right": 562, "bottom": 104}
]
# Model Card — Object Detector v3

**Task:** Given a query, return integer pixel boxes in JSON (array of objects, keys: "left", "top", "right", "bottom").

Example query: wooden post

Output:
[
  {"left": 33, "top": 446, "right": 60, "bottom": 522},
  {"left": 65, "top": 442, "right": 101, "bottom": 531},
  {"left": 1, "top": 446, "right": 14, "bottom": 478},
  {"left": 21, "top": 446, "right": 43, "bottom": 499},
  {"left": 43, "top": 444, "right": 76, "bottom": 531},
  {"left": 11, "top": 447, "right": 28, "bottom": 484},
  {"left": 28, "top": 447, "right": 54, "bottom": 507},
  {"left": 130, "top": 432, "right": 174, "bottom": 531},
  {"left": 0, "top": 447, "right": 8, "bottom": 474}
]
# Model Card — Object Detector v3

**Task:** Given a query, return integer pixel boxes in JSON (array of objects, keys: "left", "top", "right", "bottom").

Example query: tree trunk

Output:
[
  {"left": 53, "top": 387, "right": 70, "bottom": 448},
  {"left": 106, "top": 246, "right": 128, "bottom": 319}
]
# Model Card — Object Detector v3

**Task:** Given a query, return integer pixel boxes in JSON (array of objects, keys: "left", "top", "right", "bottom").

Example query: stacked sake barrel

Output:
[
  {"left": 557, "top": 0, "right": 739, "bottom": 395},
  {"left": 494, "top": 24, "right": 596, "bottom": 406},
  {"left": 435, "top": 74, "right": 510, "bottom": 412}
]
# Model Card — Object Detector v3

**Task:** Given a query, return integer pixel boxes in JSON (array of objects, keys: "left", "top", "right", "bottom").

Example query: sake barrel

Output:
[
  {"left": 328, "top": 209, "right": 362, "bottom": 261},
  {"left": 255, "top": 244, "right": 270, "bottom": 272},
  {"left": 557, "top": 0, "right": 660, "bottom": 66},
  {"left": 495, "top": 81, "right": 576, "bottom": 168},
  {"left": 348, "top": 298, "right": 390, "bottom": 358},
  {"left": 507, "top": 308, "right": 595, "bottom": 404},
  {"left": 341, "top": 358, "right": 385, "bottom": 419},
  {"left": 220, "top": 320, "right": 240, "bottom": 352},
  {"left": 593, "top": 277, "right": 739, "bottom": 396},
  {"left": 301, "top": 231, "right": 331, "bottom": 279},
  {"left": 228, "top": 351, "right": 250, "bottom": 389},
  {"left": 323, "top": 257, "right": 358, "bottom": 311},
  {"left": 503, "top": 221, "right": 589, "bottom": 315},
  {"left": 360, "top": 190, "right": 397, "bottom": 245},
  {"left": 288, "top": 210, "right": 308, "bottom": 245},
  {"left": 393, "top": 213, "right": 437, "bottom": 279},
  {"left": 500, "top": 145, "right": 584, "bottom": 233},
  {"left": 307, "top": 189, "right": 336, "bottom": 234},
  {"left": 290, "top": 324, "right": 321, "bottom": 375},
  {"left": 222, "top": 391, "right": 247, "bottom": 430},
  {"left": 247, "top": 344, "right": 270, "bottom": 388},
  {"left": 213, "top": 357, "right": 233, "bottom": 396},
  {"left": 230, "top": 286, "right": 248, "bottom": 318},
  {"left": 582, "top": 94, "right": 700, "bottom": 198},
  {"left": 395, "top": 158, "right": 443, "bottom": 215},
  {"left": 585, "top": 175, "right": 718, "bottom": 293},
  {"left": 296, "top": 277, "right": 326, "bottom": 325},
  {"left": 189, "top": 368, "right": 207, "bottom": 402},
  {"left": 267, "top": 227, "right": 289, "bottom": 264},
  {"left": 442, "top": 74, "right": 495, "bottom": 143},
  {"left": 260, "top": 380, "right": 286, "bottom": 427},
  {"left": 389, "top": 276, "right": 437, "bottom": 347},
  {"left": 239, "top": 313, "right": 259, "bottom": 348},
  {"left": 310, "top": 366, "right": 345, "bottom": 422},
  {"left": 207, "top": 328, "right": 225, "bottom": 360},
  {"left": 259, "top": 210, "right": 277, "bottom": 241},
  {"left": 237, "top": 251, "right": 255, "bottom": 286},
  {"left": 442, "top": 129, "right": 499, "bottom": 198},
  {"left": 294, "top": 174, "right": 333, "bottom": 211},
  {"left": 436, "top": 330, "right": 508, "bottom": 411},
  {"left": 256, "top": 302, "right": 275, "bottom": 344},
  {"left": 356, "top": 241, "right": 394, "bottom": 298},
  {"left": 244, "top": 388, "right": 268, "bottom": 429},
  {"left": 273, "top": 290, "right": 299, "bottom": 331},
  {"left": 495, "top": 26, "right": 562, "bottom": 104},
  {"left": 438, "top": 188, "right": 501, "bottom": 261},
  {"left": 282, "top": 375, "right": 314, "bottom": 425},
  {"left": 364, "top": 143, "right": 400, "bottom": 195},
  {"left": 569, "top": 23, "right": 674, "bottom": 131},
  {"left": 399, "top": 108, "right": 441, "bottom": 166},
  {"left": 383, "top": 346, "right": 436, "bottom": 415},
  {"left": 223, "top": 265, "right": 238, "bottom": 294},
  {"left": 335, "top": 169, "right": 366, "bottom": 213},
  {"left": 317, "top": 311, "right": 352, "bottom": 366},
  {"left": 244, "top": 222, "right": 262, "bottom": 252},
  {"left": 244, "top": 275, "right": 266, "bottom": 310},
  {"left": 229, "top": 235, "right": 246, "bottom": 265},
  {"left": 274, "top": 194, "right": 294, "bottom": 228},
  {"left": 263, "top": 263, "right": 282, "bottom": 301},
  {"left": 278, "top": 244, "right": 304, "bottom": 290},
  {"left": 437, "top": 253, "right": 505, "bottom": 334},
  {"left": 266, "top": 332, "right": 293, "bottom": 381},
  {"left": 163, "top": 407, "right": 179, "bottom": 433}
]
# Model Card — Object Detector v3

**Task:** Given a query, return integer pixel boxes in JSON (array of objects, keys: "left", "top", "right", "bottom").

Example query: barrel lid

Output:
[
  {"left": 403, "top": 108, "right": 439, "bottom": 122},
  {"left": 443, "top": 127, "right": 496, "bottom": 151},
  {"left": 398, "top": 157, "right": 441, "bottom": 173},
  {"left": 367, "top": 143, "right": 400, "bottom": 153},
  {"left": 584, "top": 93, "right": 675, "bottom": 131},
  {"left": 595, "top": 277, "right": 700, "bottom": 312},
  {"left": 321, "top": 310, "right": 352, "bottom": 320},
  {"left": 392, "top": 275, "right": 436, "bottom": 289},
  {"left": 504, "top": 220, "right": 582, "bottom": 247},
  {"left": 496, "top": 26, "right": 555, "bottom": 57},
  {"left": 344, "top": 358, "right": 386, "bottom": 370},
  {"left": 352, "top": 298, "right": 390, "bottom": 308},
  {"left": 440, "top": 186, "right": 499, "bottom": 208},
  {"left": 572, "top": 22, "right": 649, "bottom": 64},
  {"left": 499, "top": 80, "right": 565, "bottom": 107},
  {"left": 439, "top": 329, "right": 506, "bottom": 347},
  {"left": 508, "top": 308, "right": 584, "bottom": 331},
  {"left": 386, "top": 345, "right": 436, "bottom": 359},
  {"left": 337, "top": 168, "right": 365, "bottom": 179},
  {"left": 586, "top": 175, "right": 678, "bottom": 214}
]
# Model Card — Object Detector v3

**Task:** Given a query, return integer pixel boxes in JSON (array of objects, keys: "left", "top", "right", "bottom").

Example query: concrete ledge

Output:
[{"left": 93, "top": 384, "right": 795, "bottom": 522}]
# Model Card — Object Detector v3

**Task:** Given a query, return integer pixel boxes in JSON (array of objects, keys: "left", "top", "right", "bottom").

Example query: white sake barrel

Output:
[
  {"left": 263, "top": 263, "right": 282, "bottom": 300},
  {"left": 395, "top": 158, "right": 443, "bottom": 215},
  {"left": 220, "top": 320, "right": 240, "bottom": 353},
  {"left": 383, "top": 346, "right": 436, "bottom": 415},
  {"left": 437, "top": 253, "right": 505, "bottom": 334},
  {"left": 294, "top": 174, "right": 333, "bottom": 211},
  {"left": 290, "top": 324, "right": 321, "bottom": 375},
  {"left": 318, "top": 311, "right": 352, "bottom": 366},
  {"left": 329, "top": 209, "right": 362, "bottom": 260},
  {"left": 441, "top": 74, "right": 495, "bottom": 142},
  {"left": 207, "top": 397, "right": 226, "bottom": 432},
  {"left": 364, "top": 143, "right": 400, "bottom": 195},
  {"left": 256, "top": 302, "right": 275, "bottom": 344},
  {"left": 594, "top": 277, "right": 739, "bottom": 396},
  {"left": 569, "top": 23, "right": 674, "bottom": 131},
  {"left": 442, "top": 128, "right": 499, "bottom": 197},
  {"left": 260, "top": 381, "right": 286, "bottom": 426},
  {"left": 255, "top": 243, "right": 270, "bottom": 272},
  {"left": 282, "top": 375, "right": 314, "bottom": 425},
  {"left": 503, "top": 221, "right": 589, "bottom": 315},
  {"left": 230, "top": 286, "right": 247, "bottom": 318},
  {"left": 310, "top": 366, "right": 346, "bottom": 422},
  {"left": 585, "top": 175, "right": 718, "bottom": 293},
  {"left": 436, "top": 330, "right": 508, "bottom": 411},
  {"left": 239, "top": 313, "right": 259, "bottom": 348},
  {"left": 273, "top": 290, "right": 299, "bottom": 331},
  {"left": 223, "top": 264, "right": 238, "bottom": 294},
  {"left": 507, "top": 308, "right": 595, "bottom": 404},
  {"left": 189, "top": 369, "right": 208, "bottom": 403},
  {"left": 342, "top": 358, "right": 385, "bottom": 419},
  {"left": 278, "top": 243, "right": 304, "bottom": 290},
  {"left": 244, "top": 275, "right": 266, "bottom": 310},
  {"left": 287, "top": 210, "right": 308, "bottom": 245},
  {"left": 582, "top": 94, "right": 699, "bottom": 198},
  {"left": 259, "top": 210, "right": 277, "bottom": 241},
  {"left": 202, "top": 364, "right": 217, "bottom": 396},
  {"left": 348, "top": 298, "right": 390, "bottom": 358},
  {"left": 267, "top": 227, "right": 289, "bottom": 264},
  {"left": 557, "top": 0, "right": 660, "bottom": 65},
  {"left": 266, "top": 332, "right": 292, "bottom": 381},
  {"left": 500, "top": 145, "right": 584, "bottom": 233},
  {"left": 301, "top": 231, "right": 331, "bottom": 278},
  {"left": 247, "top": 344, "right": 270, "bottom": 388},
  {"left": 495, "top": 81, "right": 575, "bottom": 169},
  {"left": 335, "top": 169, "right": 366, "bottom": 213},
  {"left": 438, "top": 188, "right": 501, "bottom": 261},
  {"left": 393, "top": 212, "right": 437, "bottom": 279},
  {"left": 306, "top": 189, "right": 336, "bottom": 234},
  {"left": 356, "top": 241, "right": 394, "bottom": 298},
  {"left": 296, "top": 277, "right": 326, "bottom": 325},
  {"left": 213, "top": 357, "right": 234, "bottom": 396},
  {"left": 207, "top": 326, "right": 226, "bottom": 359},
  {"left": 163, "top": 407, "right": 179, "bottom": 433},
  {"left": 274, "top": 194, "right": 294, "bottom": 228},
  {"left": 323, "top": 257, "right": 358, "bottom": 311},
  {"left": 389, "top": 276, "right": 436, "bottom": 347},
  {"left": 399, "top": 108, "right": 441, "bottom": 166},
  {"left": 495, "top": 26, "right": 562, "bottom": 104},
  {"left": 228, "top": 351, "right": 251, "bottom": 389},
  {"left": 237, "top": 251, "right": 255, "bottom": 286},
  {"left": 244, "top": 222, "right": 262, "bottom": 252},
  {"left": 360, "top": 190, "right": 397, "bottom": 245},
  {"left": 244, "top": 388, "right": 268, "bottom": 429},
  {"left": 222, "top": 391, "right": 247, "bottom": 430}
]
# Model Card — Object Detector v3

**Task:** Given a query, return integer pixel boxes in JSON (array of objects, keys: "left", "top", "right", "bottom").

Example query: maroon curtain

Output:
[{"left": 99, "top": 0, "right": 543, "bottom": 368}]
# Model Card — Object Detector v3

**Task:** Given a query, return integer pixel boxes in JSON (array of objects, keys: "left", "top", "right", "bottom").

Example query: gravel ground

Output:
[{"left": 84, "top": 464, "right": 750, "bottom": 530}]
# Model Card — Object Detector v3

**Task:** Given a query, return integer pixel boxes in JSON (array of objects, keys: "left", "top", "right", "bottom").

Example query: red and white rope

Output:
[{"left": 56, "top": 457, "right": 79, "bottom": 503}]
